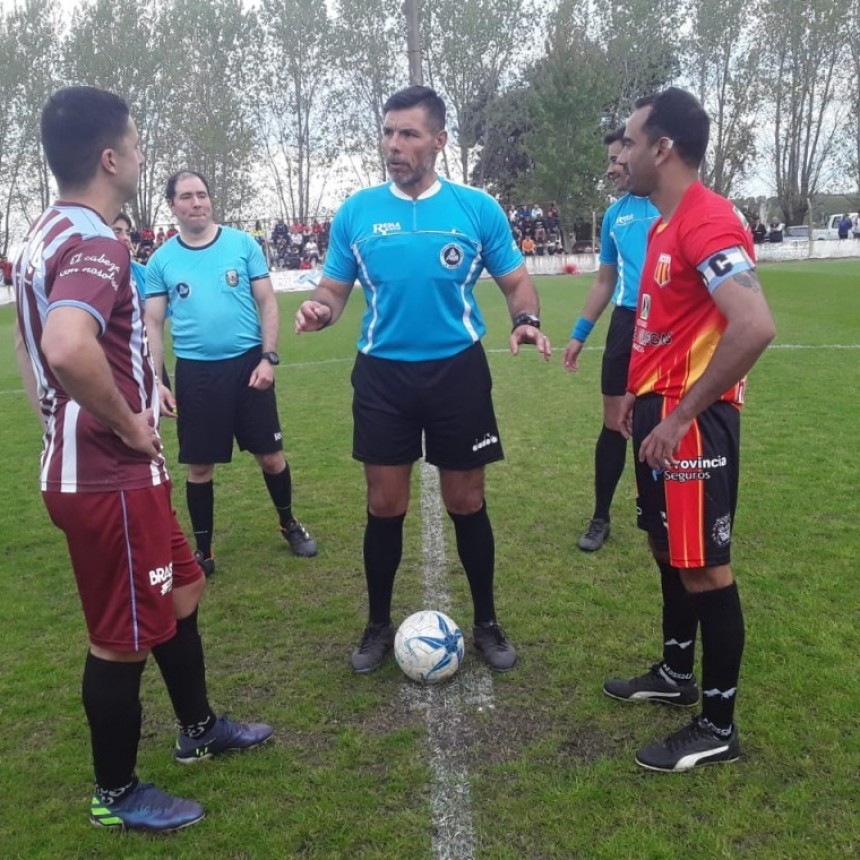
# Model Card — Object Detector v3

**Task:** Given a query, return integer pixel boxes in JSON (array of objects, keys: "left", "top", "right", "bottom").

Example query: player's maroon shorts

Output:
[
  {"left": 633, "top": 395, "right": 740, "bottom": 568},
  {"left": 43, "top": 482, "right": 203, "bottom": 652}
]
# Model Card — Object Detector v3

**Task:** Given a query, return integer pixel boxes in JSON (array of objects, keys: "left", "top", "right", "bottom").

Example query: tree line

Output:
[{"left": 0, "top": 0, "right": 856, "bottom": 254}]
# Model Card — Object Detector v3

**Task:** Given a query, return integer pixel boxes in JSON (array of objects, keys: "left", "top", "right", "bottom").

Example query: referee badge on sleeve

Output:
[{"left": 225, "top": 269, "right": 239, "bottom": 287}]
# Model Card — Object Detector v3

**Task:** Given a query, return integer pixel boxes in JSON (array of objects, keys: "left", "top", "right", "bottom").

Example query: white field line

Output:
[
  {"left": 398, "top": 461, "right": 494, "bottom": 860},
  {"left": 1, "top": 342, "right": 857, "bottom": 399}
]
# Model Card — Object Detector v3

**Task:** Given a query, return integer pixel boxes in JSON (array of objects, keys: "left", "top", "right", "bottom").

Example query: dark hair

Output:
[
  {"left": 41, "top": 87, "right": 130, "bottom": 189},
  {"left": 634, "top": 88, "right": 710, "bottom": 168},
  {"left": 603, "top": 126, "right": 625, "bottom": 146},
  {"left": 113, "top": 211, "right": 132, "bottom": 229},
  {"left": 165, "top": 170, "right": 210, "bottom": 203},
  {"left": 382, "top": 86, "right": 446, "bottom": 132}
]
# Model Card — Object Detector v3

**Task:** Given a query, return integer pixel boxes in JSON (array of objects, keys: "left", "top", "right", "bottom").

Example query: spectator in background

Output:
[
  {"left": 166, "top": 223, "right": 178, "bottom": 239},
  {"left": 852, "top": 215, "right": 860, "bottom": 240},
  {"left": 752, "top": 220, "right": 767, "bottom": 245},
  {"left": 521, "top": 235, "right": 536, "bottom": 256},
  {"left": 768, "top": 221, "right": 783, "bottom": 243},
  {"left": 837, "top": 214, "right": 852, "bottom": 240}
]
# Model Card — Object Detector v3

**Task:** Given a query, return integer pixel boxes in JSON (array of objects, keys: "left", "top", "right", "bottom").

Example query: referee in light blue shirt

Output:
[
  {"left": 295, "top": 86, "right": 552, "bottom": 675},
  {"left": 563, "top": 126, "right": 659, "bottom": 552}
]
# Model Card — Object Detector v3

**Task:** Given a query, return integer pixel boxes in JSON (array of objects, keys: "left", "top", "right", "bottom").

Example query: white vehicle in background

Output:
[
  {"left": 783, "top": 225, "right": 829, "bottom": 242},
  {"left": 825, "top": 212, "right": 858, "bottom": 239}
]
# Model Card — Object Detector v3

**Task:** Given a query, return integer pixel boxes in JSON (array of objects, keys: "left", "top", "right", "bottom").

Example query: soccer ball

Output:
[{"left": 394, "top": 610, "right": 465, "bottom": 684}]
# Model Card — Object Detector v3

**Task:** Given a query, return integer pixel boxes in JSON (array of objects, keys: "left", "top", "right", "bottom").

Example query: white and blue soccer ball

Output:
[{"left": 394, "top": 610, "right": 465, "bottom": 684}]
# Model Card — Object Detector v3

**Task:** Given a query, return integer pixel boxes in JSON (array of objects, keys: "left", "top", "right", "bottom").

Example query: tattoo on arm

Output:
[{"left": 732, "top": 269, "right": 761, "bottom": 292}]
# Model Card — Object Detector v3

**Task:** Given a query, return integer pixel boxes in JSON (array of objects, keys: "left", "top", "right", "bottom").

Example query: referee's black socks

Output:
[
  {"left": 363, "top": 511, "right": 405, "bottom": 625},
  {"left": 448, "top": 501, "right": 496, "bottom": 625},
  {"left": 186, "top": 480, "right": 214, "bottom": 557},
  {"left": 264, "top": 463, "right": 293, "bottom": 527}
]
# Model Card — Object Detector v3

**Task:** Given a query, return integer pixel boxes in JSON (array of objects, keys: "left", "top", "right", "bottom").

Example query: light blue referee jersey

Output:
[
  {"left": 323, "top": 177, "right": 523, "bottom": 361},
  {"left": 130, "top": 260, "right": 147, "bottom": 300},
  {"left": 146, "top": 226, "right": 269, "bottom": 361},
  {"left": 599, "top": 193, "right": 659, "bottom": 310}
]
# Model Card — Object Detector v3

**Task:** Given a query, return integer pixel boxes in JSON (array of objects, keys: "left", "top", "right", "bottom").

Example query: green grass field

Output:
[{"left": 0, "top": 259, "right": 858, "bottom": 859}]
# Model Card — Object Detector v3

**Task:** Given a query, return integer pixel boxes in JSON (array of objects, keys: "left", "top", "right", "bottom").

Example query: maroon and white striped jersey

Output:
[{"left": 14, "top": 202, "right": 168, "bottom": 492}]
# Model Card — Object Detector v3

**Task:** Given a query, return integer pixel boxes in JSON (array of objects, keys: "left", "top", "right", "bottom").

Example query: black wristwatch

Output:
[
  {"left": 512, "top": 313, "right": 541, "bottom": 332},
  {"left": 261, "top": 351, "right": 280, "bottom": 365}
]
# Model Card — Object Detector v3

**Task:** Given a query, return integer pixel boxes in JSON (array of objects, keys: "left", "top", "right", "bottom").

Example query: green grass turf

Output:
[{"left": 0, "top": 258, "right": 857, "bottom": 858}]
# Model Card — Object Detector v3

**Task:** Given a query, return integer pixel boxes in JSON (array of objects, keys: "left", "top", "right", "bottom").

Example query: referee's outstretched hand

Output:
[{"left": 509, "top": 325, "right": 552, "bottom": 360}]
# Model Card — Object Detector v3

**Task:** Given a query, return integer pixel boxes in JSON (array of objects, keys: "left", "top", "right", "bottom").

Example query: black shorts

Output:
[
  {"left": 351, "top": 342, "right": 504, "bottom": 470},
  {"left": 601, "top": 306, "right": 635, "bottom": 396},
  {"left": 175, "top": 348, "right": 283, "bottom": 464},
  {"left": 633, "top": 395, "right": 740, "bottom": 568}
]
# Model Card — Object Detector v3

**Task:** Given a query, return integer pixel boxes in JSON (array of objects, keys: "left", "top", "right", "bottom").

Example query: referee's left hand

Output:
[
  {"left": 509, "top": 325, "right": 552, "bottom": 360},
  {"left": 249, "top": 360, "right": 275, "bottom": 390}
]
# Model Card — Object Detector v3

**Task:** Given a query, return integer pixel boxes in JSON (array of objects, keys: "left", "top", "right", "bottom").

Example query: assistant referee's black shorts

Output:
[
  {"left": 601, "top": 306, "right": 636, "bottom": 396},
  {"left": 175, "top": 347, "right": 283, "bottom": 464},
  {"left": 351, "top": 342, "right": 504, "bottom": 470}
]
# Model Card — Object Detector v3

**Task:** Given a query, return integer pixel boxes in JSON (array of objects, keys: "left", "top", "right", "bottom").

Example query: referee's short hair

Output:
[
  {"left": 41, "top": 87, "right": 130, "bottom": 189},
  {"left": 635, "top": 87, "right": 710, "bottom": 168},
  {"left": 383, "top": 86, "right": 446, "bottom": 133}
]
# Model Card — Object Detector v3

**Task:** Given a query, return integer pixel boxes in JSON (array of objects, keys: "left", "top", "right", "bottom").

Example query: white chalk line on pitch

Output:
[
  {"left": 399, "top": 461, "right": 494, "bottom": 860},
  {"left": 3, "top": 341, "right": 857, "bottom": 398}
]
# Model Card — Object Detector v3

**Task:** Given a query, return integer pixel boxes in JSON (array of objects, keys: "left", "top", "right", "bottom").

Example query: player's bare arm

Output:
[
  {"left": 295, "top": 275, "right": 354, "bottom": 333},
  {"left": 638, "top": 266, "right": 775, "bottom": 469},
  {"left": 143, "top": 294, "right": 176, "bottom": 416},
  {"left": 250, "top": 276, "right": 279, "bottom": 389},
  {"left": 564, "top": 263, "right": 617, "bottom": 372},
  {"left": 14, "top": 321, "right": 45, "bottom": 426},
  {"left": 42, "top": 306, "right": 162, "bottom": 459},
  {"left": 495, "top": 264, "right": 552, "bottom": 360}
]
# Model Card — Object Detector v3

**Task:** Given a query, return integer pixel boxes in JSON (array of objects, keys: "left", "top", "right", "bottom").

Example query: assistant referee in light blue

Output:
[
  {"left": 145, "top": 170, "right": 317, "bottom": 575},
  {"left": 296, "top": 86, "right": 552, "bottom": 675},
  {"left": 563, "top": 126, "right": 659, "bottom": 553}
]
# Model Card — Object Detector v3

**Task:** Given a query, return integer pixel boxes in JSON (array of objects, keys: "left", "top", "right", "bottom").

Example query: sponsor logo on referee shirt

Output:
[
  {"left": 176, "top": 282, "right": 190, "bottom": 299},
  {"left": 225, "top": 269, "right": 239, "bottom": 287},
  {"left": 440, "top": 242, "right": 464, "bottom": 269},
  {"left": 372, "top": 221, "right": 401, "bottom": 235}
]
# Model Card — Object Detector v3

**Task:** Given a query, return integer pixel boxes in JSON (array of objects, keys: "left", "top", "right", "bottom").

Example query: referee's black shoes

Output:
[
  {"left": 280, "top": 519, "right": 318, "bottom": 557},
  {"left": 473, "top": 621, "right": 518, "bottom": 672}
]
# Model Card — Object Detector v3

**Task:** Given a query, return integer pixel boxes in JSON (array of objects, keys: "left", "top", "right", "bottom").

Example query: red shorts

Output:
[
  {"left": 43, "top": 482, "right": 203, "bottom": 652},
  {"left": 633, "top": 396, "right": 740, "bottom": 568}
]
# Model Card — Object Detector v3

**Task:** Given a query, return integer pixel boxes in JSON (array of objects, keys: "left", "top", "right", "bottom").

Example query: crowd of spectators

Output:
[
  {"left": 506, "top": 202, "right": 567, "bottom": 256},
  {"left": 126, "top": 223, "right": 178, "bottom": 263},
  {"left": 253, "top": 218, "right": 331, "bottom": 270}
]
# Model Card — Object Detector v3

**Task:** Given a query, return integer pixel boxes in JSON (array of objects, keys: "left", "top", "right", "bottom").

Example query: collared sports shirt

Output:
[
  {"left": 599, "top": 193, "right": 659, "bottom": 310},
  {"left": 628, "top": 182, "right": 755, "bottom": 404},
  {"left": 323, "top": 177, "right": 523, "bottom": 361},
  {"left": 146, "top": 226, "right": 270, "bottom": 361}
]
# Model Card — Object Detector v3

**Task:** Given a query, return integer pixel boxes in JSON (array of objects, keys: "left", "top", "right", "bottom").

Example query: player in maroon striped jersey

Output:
[{"left": 14, "top": 86, "right": 272, "bottom": 833}]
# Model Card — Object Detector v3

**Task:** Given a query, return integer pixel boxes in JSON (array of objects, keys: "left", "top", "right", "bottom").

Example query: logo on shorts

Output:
[
  {"left": 664, "top": 455, "right": 727, "bottom": 484},
  {"left": 472, "top": 432, "right": 499, "bottom": 452},
  {"left": 712, "top": 513, "right": 732, "bottom": 547},
  {"left": 176, "top": 282, "right": 191, "bottom": 299},
  {"left": 149, "top": 563, "right": 173, "bottom": 596},
  {"left": 225, "top": 269, "right": 239, "bottom": 287},
  {"left": 440, "top": 243, "right": 464, "bottom": 269},
  {"left": 274, "top": 431, "right": 282, "bottom": 441},
  {"left": 654, "top": 253, "right": 671, "bottom": 287}
]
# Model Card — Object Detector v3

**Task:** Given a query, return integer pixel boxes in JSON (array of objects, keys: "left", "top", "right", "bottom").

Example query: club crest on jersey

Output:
[
  {"left": 440, "top": 242, "right": 464, "bottom": 269},
  {"left": 176, "top": 282, "right": 191, "bottom": 299},
  {"left": 654, "top": 253, "right": 671, "bottom": 287},
  {"left": 225, "top": 269, "right": 239, "bottom": 287}
]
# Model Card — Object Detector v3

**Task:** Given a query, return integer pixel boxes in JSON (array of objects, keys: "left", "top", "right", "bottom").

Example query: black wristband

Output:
[{"left": 512, "top": 312, "right": 541, "bottom": 332}]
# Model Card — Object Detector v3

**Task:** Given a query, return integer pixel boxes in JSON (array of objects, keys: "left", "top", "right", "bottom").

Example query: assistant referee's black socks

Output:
[
  {"left": 364, "top": 511, "right": 405, "bottom": 625},
  {"left": 695, "top": 581, "right": 745, "bottom": 732},
  {"left": 151, "top": 609, "right": 215, "bottom": 738},
  {"left": 593, "top": 425, "right": 628, "bottom": 522},
  {"left": 448, "top": 501, "right": 496, "bottom": 625},
  {"left": 264, "top": 463, "right": 293, "bottom": 527},
  {"left": 186, "top": 480, "right": 214, "bottom": 557},
  {"left": 82, "top": 653, "right": 145, "bottom": 798}
]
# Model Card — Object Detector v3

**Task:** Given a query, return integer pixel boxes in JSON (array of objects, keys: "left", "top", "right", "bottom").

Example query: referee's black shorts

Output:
[
  {"left": 351, "top": 342, "right": 504, "bottom": 470},
  {"left": 175, "top": 347, "right": 283, "bottom": 464},
  {"left": 601, "top": 306, "right": 636, "bottom": 396}
]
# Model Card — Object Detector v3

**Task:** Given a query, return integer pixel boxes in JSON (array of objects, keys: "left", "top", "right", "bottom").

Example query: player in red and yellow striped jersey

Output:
[{"left": 603, "top": 88, "right": 775, "bottom": 773}]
